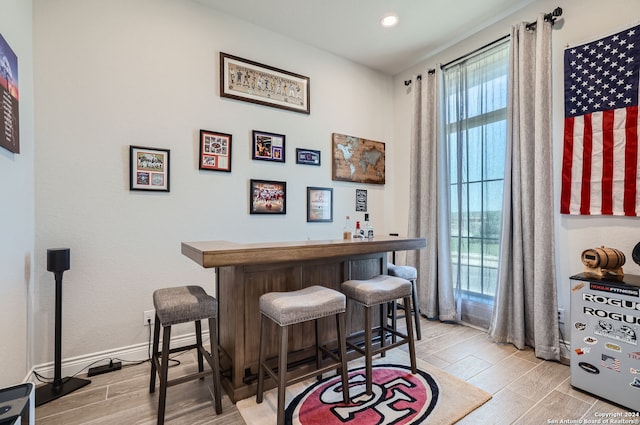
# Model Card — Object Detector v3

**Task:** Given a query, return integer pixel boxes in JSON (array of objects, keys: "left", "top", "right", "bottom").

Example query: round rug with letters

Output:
[{"left": 285, "top": 364, "right": 439, "bottom": 424}]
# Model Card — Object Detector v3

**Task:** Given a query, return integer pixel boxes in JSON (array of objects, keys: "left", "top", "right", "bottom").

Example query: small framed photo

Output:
[
  {"left": 296, "top": 148, "right": 321, "bottom": 166},
  {"left": 356, "top": 189, "right": 367, "bottom": 212},
  {"left": 252, "top": 130, "right": 285, "bottom": 162},
  {"left": 250, "top": 179, "right": 286, "bottom": 214},
  {"left": 199, "top": 130, "right": 232, "bottom": 172},
  {"left": 307, "top": 187, "right": 333, "bottom": 222},
  {"left": 130, "top": 146, "right": 170, "bottom": 192}
]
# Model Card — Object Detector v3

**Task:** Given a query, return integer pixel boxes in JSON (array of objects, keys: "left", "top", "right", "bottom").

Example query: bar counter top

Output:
[{"left": 181, "top": 235, "right": 426, "bottom": 268}]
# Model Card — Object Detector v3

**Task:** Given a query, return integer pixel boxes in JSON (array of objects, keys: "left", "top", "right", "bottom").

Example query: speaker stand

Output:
[{"left": 35, "top": 271, "right": 90, "bottom": 406}]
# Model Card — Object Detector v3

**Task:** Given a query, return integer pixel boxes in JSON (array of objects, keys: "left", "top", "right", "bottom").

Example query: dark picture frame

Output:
[
  {"left": 296, "top": 148, "right": 321, "bottom": 166},
  {"left": 199, "top": 129, "right": 232, "bottom": 172},
  {"left": 307, "top": 187, "right": 333, "bottom": 222},
  {"left": 356, "top": 189, "right": 368, "bottom": 212},
  {"left": 250, "top": 179, "right": 286, "bottom": 214},
  {"left": 220, "top": 52, "right": 310, "bottom": 114},
  {"left": 252, "top": 130, "right": 285, "bottom": 162},
  {"left": 130, "top": 146, "right": 170, "bottom": 192}
]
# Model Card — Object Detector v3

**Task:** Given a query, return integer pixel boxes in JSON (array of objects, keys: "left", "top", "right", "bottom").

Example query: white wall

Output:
[
  {"left": 392, "top": 0, "right": 640, "bottom": 336},
  {"left": 32, "top": 0, "right": 395, "bottom": 366},
  {"left": 28, "top": 0, "right": 640, "bottom": 373},
  {"left": 0, "top": 0, "right": 34, "bottom": 387}
]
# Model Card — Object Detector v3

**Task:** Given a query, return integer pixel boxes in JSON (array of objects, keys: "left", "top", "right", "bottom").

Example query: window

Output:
[{"left": 444, "top": 40, "right": 509, "bottom": 329}]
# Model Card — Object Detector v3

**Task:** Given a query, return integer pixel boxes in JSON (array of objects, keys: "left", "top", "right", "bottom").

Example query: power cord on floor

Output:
[{"left": 32, "top": 317, "right": 208, "bottom": 383}]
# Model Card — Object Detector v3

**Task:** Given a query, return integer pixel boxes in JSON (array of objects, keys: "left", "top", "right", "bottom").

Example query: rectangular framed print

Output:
[
  {"left": 199, "top": 129, "right": 232, "bottom": 172},
  {"left": 252, "top": 130, "right": 285, "bottom": 163},
  {"left": 250, "top": 179, "right": 286, "bottom": 214},
  {"left": 307, "top": 187, "right": 333, "bottom": 222},
  {"left": 130, "top": 146, "right": 170, "bottom": 192},
  {"left": 220, "top": 52, "right": 310, "bottom": 114},
  {"left": 296, "top": 148, "right": 321, "bottom": 166}
]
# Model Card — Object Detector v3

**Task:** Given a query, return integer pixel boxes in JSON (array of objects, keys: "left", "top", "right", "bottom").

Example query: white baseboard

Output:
[{"left": 26, "top": 330, "right": 205, "bottom": 384}]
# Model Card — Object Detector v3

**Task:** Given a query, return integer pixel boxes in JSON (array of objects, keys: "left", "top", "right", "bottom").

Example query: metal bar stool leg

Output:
[
  {"left": 315, "top": 318, "right": 322, "bottom": 379},
  {"left": 195, "top": 320, "right": 204, "bottom": 374},
  {"left": 410, "top": 280, "right": 422, "bottom": 340},
  {"left": 380, "top": 302, "right": 388, "bottom": 358},
  {"left": 364, "top": 305, "right": 373, "bottom": 396},
  {"left": 390, "top": 301, "right": 398, "bottom": 343},
  {"left": 157, "top": 325, "right": 172, "bottom": 425},
  {"left": 208, "top": 317, "right": 222, "bottom": 414},
  {"left": 404, "top": 295, "right": 417, "bottom": 373},
  {"left": 337, "top": 313, "right": 350, "bottom": 404},
  {"left": 149, "top": 312, "right": 161, "bottom": 393},
  {"left": 256, "top": 314, "right": 267, "bottom": 404},
  {"left": 277, "top": 324, "right": 288, "bottom": 425}
]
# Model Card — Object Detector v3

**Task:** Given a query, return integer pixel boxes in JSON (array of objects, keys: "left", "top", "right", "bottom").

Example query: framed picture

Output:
[
  {"left": 199, "top": 129, "right": 232, "bottom": 172},
  {"left": 252, "top": 130, "right": 285, "bottom": 162},
  {"left": 307, "top": 187, "right": 333, "bottom": 222},
  {"left": 296, "top": 148, "right": 321, "bottom": 166},
  {"left": 356, "top": 189, "right": 368, "bottom": 212},
  {"left": 332, "top": 133, "right": 386, "bottom": 185},
  {"left": 250, "top": 179, "right": 286, "bottom": 214},
  {"left": 0, "top": 33, "right": 20, "bottom": 154},
  {"left": 130, "top": 146, "right": 170, "bottom": 192},
  {"left": 220, "top": 52, "right": 310, "bottom": 114}
]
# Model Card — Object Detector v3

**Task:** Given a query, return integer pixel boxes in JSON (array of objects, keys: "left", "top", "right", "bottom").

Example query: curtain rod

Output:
[{"left": 404, "top": 6, "right": 563, "bottom": 86}]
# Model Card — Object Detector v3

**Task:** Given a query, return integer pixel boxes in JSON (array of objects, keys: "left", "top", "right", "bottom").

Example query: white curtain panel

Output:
[
  {"left": 489, "top": 16, "right": 560, "bottom": 360},
  {"left": 407, "top": 71, "right": 456, "bottom": 322}
]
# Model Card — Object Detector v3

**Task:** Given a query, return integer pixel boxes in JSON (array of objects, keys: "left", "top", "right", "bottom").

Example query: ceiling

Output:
[{"left": 195, "top": 0, "right": 535, "bottom": 75}]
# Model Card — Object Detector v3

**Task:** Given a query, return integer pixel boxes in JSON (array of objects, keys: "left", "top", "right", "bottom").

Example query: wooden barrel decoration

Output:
[{"left": 581, "top": 246, "right": 626, "bottom": 269}]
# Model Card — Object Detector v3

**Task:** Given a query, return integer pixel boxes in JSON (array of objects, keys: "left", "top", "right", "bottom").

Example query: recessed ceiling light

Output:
[{"left": 381, "top": 14, "right": 398, "bottom": 28}]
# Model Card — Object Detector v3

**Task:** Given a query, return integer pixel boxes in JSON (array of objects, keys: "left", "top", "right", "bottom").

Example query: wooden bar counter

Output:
[{"left": 181, "top": 236, "right": 426, "bottom": 402}]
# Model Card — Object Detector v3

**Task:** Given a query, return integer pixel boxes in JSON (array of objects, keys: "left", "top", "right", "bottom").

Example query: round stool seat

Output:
[
  {"left": 260, "top": 285, "right": 345, "bottom": 326},
  {"left": 153, "top": 285, "right": 218, "bottom": 326},
  {"left": 342, "top": 275, "right": 411, "bottom": 307},
  {"left": 387, "top": 263, "right": 418, "bottom": 280}
]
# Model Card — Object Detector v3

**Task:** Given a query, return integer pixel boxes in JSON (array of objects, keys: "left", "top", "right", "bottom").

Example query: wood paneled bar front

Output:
[{"left": 181, "top": 236, "right": 426, "bottom": 402}]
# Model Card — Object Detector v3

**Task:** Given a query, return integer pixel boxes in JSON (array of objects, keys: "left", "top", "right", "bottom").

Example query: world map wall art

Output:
[{"left": 331, "top": 133, "right": 385, "bottom": 185}]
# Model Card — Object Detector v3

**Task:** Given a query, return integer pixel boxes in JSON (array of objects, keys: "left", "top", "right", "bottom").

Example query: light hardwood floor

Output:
[{"left": 34, "top": 318, "right": 634, "bottom": 424}]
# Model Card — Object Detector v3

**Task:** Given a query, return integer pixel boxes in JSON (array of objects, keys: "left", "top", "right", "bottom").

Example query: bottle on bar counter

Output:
[
  {"left": 343, "top": 216, "right": 352, "bottom": 240},
  {"left": 365, "top": 216, "right": 374, "bottom": 239},
  {"left": 354, "top": 221, "right": 363, "bottom": 238}
]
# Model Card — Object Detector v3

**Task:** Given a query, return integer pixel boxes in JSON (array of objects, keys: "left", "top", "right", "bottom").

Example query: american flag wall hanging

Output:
[{"left": 560, "top": 24, "right": 640, "bottom": 216}]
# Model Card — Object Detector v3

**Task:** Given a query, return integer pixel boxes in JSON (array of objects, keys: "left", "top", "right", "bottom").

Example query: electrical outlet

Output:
[
  {"left": 143, "top": 310, "right": 155, "bottom": 326},
  {"left": 558, "top": 308, "right": 565, "bottom": 324}
]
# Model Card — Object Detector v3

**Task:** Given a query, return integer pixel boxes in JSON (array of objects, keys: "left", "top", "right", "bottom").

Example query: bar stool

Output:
[
  {"left": 387, "top": 263, "right": 422, "bottom": 340},
  {"left": 342, "top": 275, "right": 417, "bottom": 395},
  {"left": 149, "top": 285, "right": 222, "bottom": 425},
  {"left": 256, "top": 285, "right": 350, "bottom": 425}
]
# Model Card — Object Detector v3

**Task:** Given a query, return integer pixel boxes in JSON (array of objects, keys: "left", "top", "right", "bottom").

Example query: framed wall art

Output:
[
  {"left": 332, "top": 133, "right": 385, "bottom": 185},
  {"left": 220, "top": 52, "right": 310, "bottom": 114},
  {"left": 250, "top": 179, "right": 286, "bottom": 214},
  {"left": 252, "top": 130, "right": 285, "bottom": 163},
  {"left": 130, "top": 146, "right": 170, "bottom": 192},
  {"left": 199, "top": 129, "right": 232, "bottom": 172},
  {"left": 307, "top": 187, "right": 333, "bottom": 222},
  {"left": 296, "top": 148, "right": 321, "bottom": 166},
  {"left": 0, "top": 33, "right": 20, "bottom": 154},
  {"left": 356, "top": 189, "right": 368, "bottom": 212}
]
